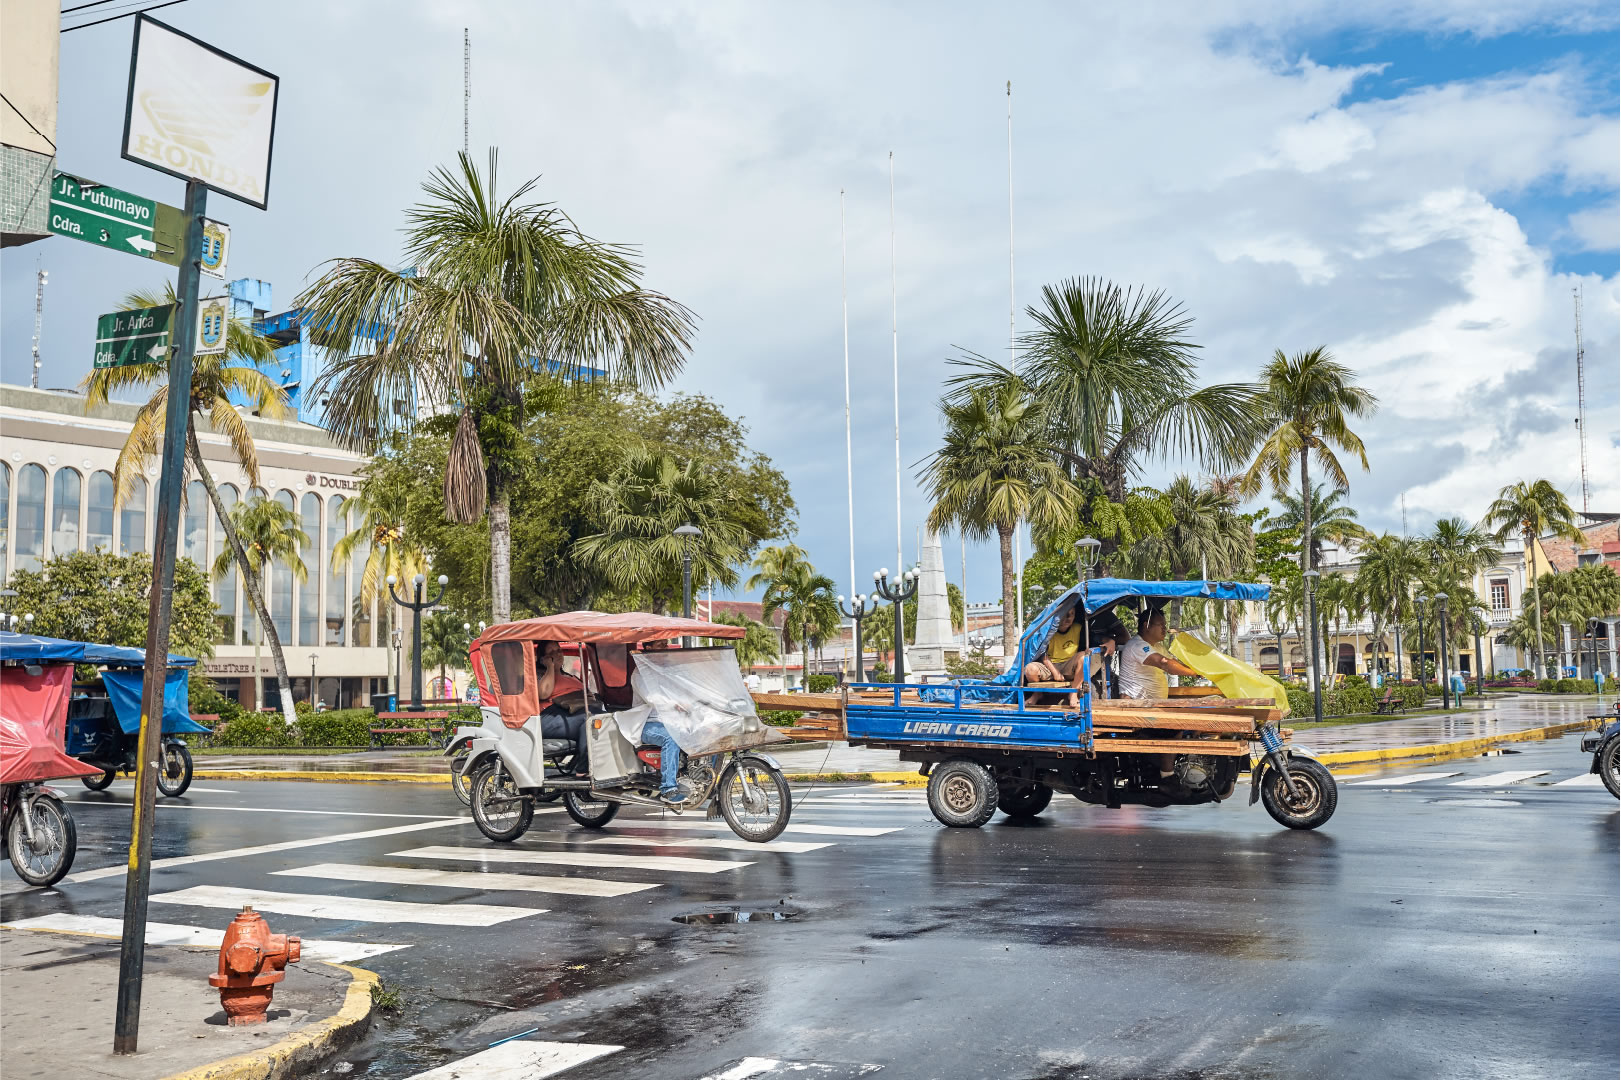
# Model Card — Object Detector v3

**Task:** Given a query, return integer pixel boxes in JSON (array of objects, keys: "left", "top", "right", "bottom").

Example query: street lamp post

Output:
[
  {"left": 674, "top": 524, "right": 702, "bottom": 647},
  {"left": 1075, "top": 537, "right": 1101, "bottom": 658},
  {"left": 388, "top": 572, "right": 448, "bottom": 712},
  {"left": 837, "top": 593, "right": 878, "bottom": 682},
  {"left": 1415, "top": 595, "right": 1429, "bottom": 701},
  {"left": 1473, "top": 619, "right": 1485, "bottom": 698},
  {"left": 1304, "top": 570, "right": 1323, "bottom": 723},
  {"left": 1588, "top": 618, "right": 1604, "bottom": 699},
  {"left": 308, "top": 652, "right": 318, "bottom": 707},
  {"left": 1435, "top": 592, "right": 1450, "bottom": 709},
  {"left": 390, "top": 627, "right": 402, "bottom": 711},
  {"left": 873, "top": 567, "right": 918, "bottom": 684}
]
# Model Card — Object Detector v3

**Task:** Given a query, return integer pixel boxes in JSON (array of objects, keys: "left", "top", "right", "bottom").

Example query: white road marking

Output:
[
  {"left": 152, "top": 885, "right": 543, "bottom": 926},
  {"left": 72, "top": 802, "right": 446, "bottom": 820},
  {"left": 562, "top": 834, "right": 832, "bottom": 854},
  {"left": 93, "top": 784, "right": 240, "bottom": 794},
  {"left": 618, "top": 818, "right": 900, "bottom": 837},
  {"left": 0, "top": 913, "right": 404, "bottom": 963},
  {"left": 1350, "top": 771, "right": 1461, "bottom": 786},
  {"left": 696, "top": 1059, "right": 884, "bottom": 1080},
  {"left": 67, "top": 815, "right": 492, "bottom": 883},
  {"left": 399, "top": 845, "right": 751, "bottom": 875},
  {"left": 819, "top": 791, "right": 923, "bottom": 800},
  {"left": 1447, "top": 770, "right": 1552, "bottom": 788},
  {"left": 402, "top": 1039, "right": 621, "bottom": 1079},
  {"left": 1553, "top": 773, "right": 1605, "bottom": 787},
  {"left": 274, "top": 862, "right": 658, "bottom": 897}
]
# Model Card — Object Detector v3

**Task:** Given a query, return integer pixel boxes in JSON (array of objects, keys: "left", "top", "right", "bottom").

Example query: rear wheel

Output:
[
  {"left": 470, "top": 762, "right": 533, "bottom": 842},
  {"left": 1260, "top": 757, "right": 1337, "bottom": 830},
  {"left": 81, "top": 769, "right": 117, "bottom": 792},
  {"left": 997, "top": 782, "right": 1052, "bottom": 819},
  {"left": 717, "top": 759, "right": 791, "bottom": 842},
  {"left": 6, "top": 794, "right": 76, "bottom": 888},
  {"left": 1600, "top": 737, "right": 1619, "bottom": 799},
  {"left": 156, "top": 743, "right": 193, "bottom": 798},
  {"left": 449, "top": 747, "right": 472, "bottom": 806},
  {"left": 563, "top": 790, "right": 620, "bottom": 829},
  {"left": 926, "top": 758, "right": 998, "bottom": 828}
]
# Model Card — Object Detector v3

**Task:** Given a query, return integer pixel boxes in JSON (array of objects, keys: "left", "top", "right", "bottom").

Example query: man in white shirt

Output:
[{"left": 1117, "top": 609, "right": 1200, "bottom": 699}]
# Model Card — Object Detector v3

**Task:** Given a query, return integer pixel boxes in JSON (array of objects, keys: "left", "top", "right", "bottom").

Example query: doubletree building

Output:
[{"left": 0, "top": 382, "right": 397, "bottom": 708}]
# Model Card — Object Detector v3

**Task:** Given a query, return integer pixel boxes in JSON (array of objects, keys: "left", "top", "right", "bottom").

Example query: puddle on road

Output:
[
  {"left": 672, "top": 908, "right": 800, "bottom": 925},
  {"left": 1427, "top": 798, "right": 1524, "bottom": 807}
]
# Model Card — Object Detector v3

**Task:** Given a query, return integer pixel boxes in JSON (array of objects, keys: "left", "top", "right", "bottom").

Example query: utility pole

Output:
[
  {"left": 30, "top": 263, "right": 47, "bottom": 388},
  {"left": 1574, "top": 286, "right": 1589, "bottom": 514}
]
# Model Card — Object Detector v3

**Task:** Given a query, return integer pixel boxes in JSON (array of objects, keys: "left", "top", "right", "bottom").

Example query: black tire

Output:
[
  {"left": 6, "top": 794, "right": 77, "bottom": 888},
  {"left": 717, "top": 759, "right": 792, "bottom": 842},
  {"left": 926, "top": 758, "right": 998, "bottom": 828},
  {"left": 470, "top": 762, "right": 533, "bottom": 842},
  {"left": 81, "top": 769, "right": 117, "bottom": 792},
  {"left": 563, "top": 790, "right": 620, "bottom": 829},
  {"left": 156, "top": 743, "right": 193, "bottom": 798},
  {"left": 449, "top": 747, "right": 472, "bottom": 806},
  {"left": 535, "top": 789, "right": 563, "bottom": 804},
  {"left": 1600, "top": 737, "right": 1620, "bottom": 799},
  {"left": 997, "top": 782, "right": 1053, "bottom": 819},
  {"left": 1260, "top": 756, "right": 1338, "bottom": 831}
]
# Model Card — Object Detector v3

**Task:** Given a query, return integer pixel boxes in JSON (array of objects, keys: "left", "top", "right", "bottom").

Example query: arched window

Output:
[
  {"left": 326, "top": 494, "right": 347, "bottom": 645},
  {"left": 299, "top": 492, "right": 320, "bottom": 647},
  {"left": 0, "top": 462, "right": 9, "bottom": 566},
  {"left": 49, "top": 468, "right": 80, "bottom": 557},
  {"left": 120, "top": 477, "right": 148, "bottom": 555},
  {"left": 183, "top": 480, "right": 208, "bottom": 570},
  {"left": 86, "top": 471, "right": 114, "bottom": 552},
  {"left": 14, "top": 464, "right": 45, "bottom": 572},
  {"left": 271, "top": 490, "right": 295, "bottom": 644},
  {"left": 215, "top": 483, "right": 239, "bottom": 644}
]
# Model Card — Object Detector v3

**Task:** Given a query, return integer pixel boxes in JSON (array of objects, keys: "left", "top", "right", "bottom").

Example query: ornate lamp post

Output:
[
  {"left": 1587, "top": 618, "right": 1604, "bottom": 699},
  {"left": 388, "top": 572, "right": 447, "bottom": 712},
  {"left": 1434, "top": 592, "right": 1451, "bottom": 708},
  {"left": 674, "top": 523, "right": 701, "bottom": 648},
  {"left": 1304, "top": 569, "right": 1323, "bottom": 723},
  {"left": 837, "top": 593, "right": 878, "bottom": 682},
  {"left": 873, "top": 567, "right": 918, "bottom": 683},
  {"left": 1473, "top": 614, "right": 1486, "bottom": 697},
  {"left": 1414, "top": 595, "right": 1429, "bottom": 700}
]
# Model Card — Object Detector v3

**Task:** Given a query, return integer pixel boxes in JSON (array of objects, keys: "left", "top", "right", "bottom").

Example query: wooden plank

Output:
[
  {"left": 1169, "top": 686, "right": 1221, "bottom": 698},
  {"left": 1090, "top": 737, "right": 1251, "bottom": 756},
  {"left": 1082, "top": 696, "right": 1276, "bottom": 710},
  {"left": 1090, "top": 709, "right": 1255, "bottom": 734},
  {"left": 750, "top": 692, "right": 846, "bottom": 711}
]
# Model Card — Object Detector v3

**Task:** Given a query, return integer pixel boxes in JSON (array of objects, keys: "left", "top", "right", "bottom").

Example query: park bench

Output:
[
  {"left": 1373, "top": 688, "right": 1406, "bottom": 715},
  {"left": 369, "top": 710, "right": 450, "bottom": 749}
]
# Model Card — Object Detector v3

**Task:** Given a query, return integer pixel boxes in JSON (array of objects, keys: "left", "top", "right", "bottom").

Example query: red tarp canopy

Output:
[
  {"left": 473, "top": 611, "right": 746, "bottom": 649},
  {"left": 1, "top": 663, "right": 99, "bottom": 783}
]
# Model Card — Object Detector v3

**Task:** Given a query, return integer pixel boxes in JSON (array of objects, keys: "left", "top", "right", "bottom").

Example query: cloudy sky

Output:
[{"left": 5, "top": 0, "right": 1617, "bottom": 604}]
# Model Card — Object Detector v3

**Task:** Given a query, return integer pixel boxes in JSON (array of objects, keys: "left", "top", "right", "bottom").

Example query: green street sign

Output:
[
  {"left": 49, "top": 172, "right": 182, "bottom": 265},
  {"left": 94, "top": 305, "right": 175, "bottom": 369}
]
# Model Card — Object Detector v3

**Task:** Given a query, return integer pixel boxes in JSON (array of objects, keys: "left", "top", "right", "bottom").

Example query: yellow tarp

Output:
[{"left": 1168, "top": 631, "right": 1291, "bottom": 716}]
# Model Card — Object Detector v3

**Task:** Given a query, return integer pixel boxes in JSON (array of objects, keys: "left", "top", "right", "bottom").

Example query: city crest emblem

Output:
[
  {"left": 197, "top": 298, "right": 227, "bottom": 355},
  {"left": 200, "top": 221, "right": 229, "bottom": 275}
]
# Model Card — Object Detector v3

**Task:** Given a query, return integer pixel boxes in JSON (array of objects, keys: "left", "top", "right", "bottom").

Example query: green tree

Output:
[
  {"left": 709, "top": 610, "right": 782, "bottom": 672},
  {"left": 7, "top": 550, "right": 216, "bottom": 663},
  {"left": 1129, "top": 475, "right": 1252, "bottom": 628},
  {"left": 211, "top": 495, "right": 308, "bottom": 714},
  {"left": 761, "top": 562, "right": 840, "bottom": 677},
  {"left": 299, "top": 150, "right": 696, "bottom": 625},
  {"left": 746, "top": 544, "right": 813, "bottom": 593},
  {"left": 1523, "top": 564, "right": 1621, "bottom": 672},
  {"left": 1481, "top": 479, "right": 1586, "bottom": 678},
  {"left": 331, "top": 484, "right": 430, "bottom": 648},
  {"left": 80, "top": 286, "right": 300, "bottom": 723},
  {"left": 1265, "top": 483, "right": 1370, "bottom": 567},
  {"left": 1353, "top": 533, "right": 1424, "bottom": 680},
  {"left": 421, "top": 611, "right": 474, "bottom": 695},
  {"left": 920, "top": 377, "right": 1080, "bottom": 651}
]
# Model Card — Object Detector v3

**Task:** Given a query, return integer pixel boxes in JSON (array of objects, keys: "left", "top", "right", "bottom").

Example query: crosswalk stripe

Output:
[
  {"left": 615, "top": 819, "right": 901, "bottom": 838},
  {"left": 72, "top": 801, "right": 446, "bottom": 820},
  {"left": 272, "top": 862, "right": 660, "bottom": 897},
  {"left": 1447, "top": 770, "right": 1552, "bottom": 788},
  {"left": 1350, "top": 772, "right": 1461, "bottom": 786},
  {"left": 152, "top": 885, "right": 543, "bottom": 926},
  {"left": 545, "top": 833, "right": 832, "bottom": 854},
  {"left": 402, "top": 1039, "right": 622, "bottom": 1079},
  {"left": 398, "top": 845, "right": 752, "bottom": 875},
  {"left": 0, "top": 913, "right": 404, "bottom": 963},
  {"left": 1553, "top": 773, "right": 1605, "bottom": 787},
  {"left": 820, "top": 792, "right": 922, "bottom": 800}
]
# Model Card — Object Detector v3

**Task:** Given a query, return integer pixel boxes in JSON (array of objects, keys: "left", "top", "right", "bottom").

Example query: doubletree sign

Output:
[{"left": 94, "top": 305, "right": 175, "bottom": 369}]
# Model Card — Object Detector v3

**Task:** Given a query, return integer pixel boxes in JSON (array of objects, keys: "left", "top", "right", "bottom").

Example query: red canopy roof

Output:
[{"left": 473, "top": 611, "right": 746, "bottom": 649}]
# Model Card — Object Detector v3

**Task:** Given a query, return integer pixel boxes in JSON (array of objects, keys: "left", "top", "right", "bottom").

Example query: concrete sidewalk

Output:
[{"left": 0, "top": 927, "right": 375, "bottom": 1079}]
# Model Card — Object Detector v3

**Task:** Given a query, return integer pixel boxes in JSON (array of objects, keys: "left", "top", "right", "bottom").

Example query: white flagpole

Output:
[
  {"left": 889, "top": 151, "right": 903, "bottom": 583},
  {"left": 960, "top": 530, "right": 968, "bottom": 651},
  {"left": 841, "top": 189, "right": 856, "bottom": 602},
  {"left": 1008, "top": 81, "right": 1024, "bottom": 631}
]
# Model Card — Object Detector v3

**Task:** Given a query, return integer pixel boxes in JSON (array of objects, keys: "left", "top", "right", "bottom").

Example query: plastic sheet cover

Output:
[
  {"left": 102, "top": 667, "right": 209, "bottom": 736},
  {"left": 1167, "top": 630, "right": 1291, "bottom": 715},
  {"left": 1, "top": 663, "right": 100, "bottom": 783},
  {"left": 613, "top": 650, "right": 770, "bottom": 755}
]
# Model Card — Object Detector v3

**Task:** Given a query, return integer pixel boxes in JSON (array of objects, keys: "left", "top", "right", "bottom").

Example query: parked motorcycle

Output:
[{"left": 2, "top": 782, "right": 76, "bottom": 887}]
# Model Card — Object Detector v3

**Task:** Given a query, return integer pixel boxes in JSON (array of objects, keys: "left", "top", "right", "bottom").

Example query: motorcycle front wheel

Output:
[
  {"left": 7, "top": 794, "right": 77, "bottom": 887},
  {"left": 717, "top": 759, "right": 791, "bottom": 843},
  {"left": 156, "top": 743, "right": 193, "bottom": 798},
  {"left": 1260, "top": 757, "right": 1338, "bottom": 830},
  {"left": 470, "top": 762, "right": 533, "bottom": 843}
]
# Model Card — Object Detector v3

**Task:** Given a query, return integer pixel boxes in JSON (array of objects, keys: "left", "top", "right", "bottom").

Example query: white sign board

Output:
[
  {"left": 195, "top": 296, "right": 228, "bottom": 356},
  {"left": 121, "top": 16, "right": 279, "bottom": 210}
]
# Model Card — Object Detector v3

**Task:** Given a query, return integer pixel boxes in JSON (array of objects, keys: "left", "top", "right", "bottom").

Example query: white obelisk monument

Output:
[{"left": 909, "top": 530, "right": 955, "bottom": 679}]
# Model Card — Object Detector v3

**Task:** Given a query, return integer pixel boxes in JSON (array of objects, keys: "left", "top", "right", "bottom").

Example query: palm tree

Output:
[
  {"left": 761, "top": 562, "right": 839, "bottom": 683},
  {"left": 1241, "top": 347, "right": 1378, "bottom": 690},
  {"left": 1481, "top": 479, "right": 1585, "bottom": 678},
  {"left": 1130, "top": 475, "right": 1251, "bottom": 627},
  {"left": 920, "top": 378, "right": 1080, "bottom": 651},
  {"left": 330, "top": 483, "right": 429, "bottom": 646},
  {"left": 575, "top": 448, "right": 750, "bottom": 613},
  {"left": 421, "top": 611, "right": 473, "bottom": 697},
  {"left": 299, "top": 150, "right": 696, "bottom": 625},
  {"left": 944, "top": 278, "right": 1266, "bottom": 555},
  {"left": 1353, "top": 534, "right": 1423, "bottom": 681},
  {"left": 709, "top": 611, "right": 781, "bottom": 672},
  {"left": 746, "top": 544, "right": 813, "bottom": 594},
  {"left": 82, "top": 286, "right": 303, "bottom": 724},
  {"left": 1266, "top": 484, "right": 1370, "bottom": 568},
  {"left": 1523, "top": 565, "right": 1621, "bottom": 673},
  {"left": 1264, "top": 574, "right": 1305, "bottom": 678},
  {"left": 210, "top": 495, "right": 307, "bottom": 715}
]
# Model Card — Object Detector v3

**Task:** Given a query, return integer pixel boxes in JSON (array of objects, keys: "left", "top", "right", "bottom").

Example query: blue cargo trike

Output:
[{"left": 759, "top": 578, "right": 1337, "bottom": 832}]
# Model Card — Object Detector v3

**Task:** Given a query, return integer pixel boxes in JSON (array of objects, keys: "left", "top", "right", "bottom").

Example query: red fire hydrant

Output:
[{"left": 209, "top": 906, "right": 301, "bottom": 1025}]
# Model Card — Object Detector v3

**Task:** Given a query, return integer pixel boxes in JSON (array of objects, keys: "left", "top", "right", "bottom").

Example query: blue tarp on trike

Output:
[{"left": 0, "top": 631, "right": 205, "bottom": 735}]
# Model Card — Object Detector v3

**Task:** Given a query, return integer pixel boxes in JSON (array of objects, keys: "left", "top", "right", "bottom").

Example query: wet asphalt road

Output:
[{"left": 3, "top": 734, "right": 1616, "bottom": 1080}]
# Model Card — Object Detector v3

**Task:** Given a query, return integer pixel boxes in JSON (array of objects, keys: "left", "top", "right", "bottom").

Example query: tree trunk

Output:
[
  {"left": 489, "top": 490, "right": 512, "bottom": 625},
  {"left": 1524, "top": 526, "right": 1543, "bottom": 678},
  {"left": 1299, "top": 447, "right": 1322, "bottom": 691},
  {"left": 187, "top": 425, "right": 298, "bottom": 727},
  {"left": 1370, "top": 614, "right": 1385, "bottom": 680},
  {"left": 997, "top": 522, "right": 1017, "bottom": 667}
]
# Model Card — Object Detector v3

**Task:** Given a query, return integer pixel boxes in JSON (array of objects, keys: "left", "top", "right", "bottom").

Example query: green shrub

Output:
[
  {"left": 1340, "top": 674, "right": 1369, "bottom": 690},
  {"left": 215, "top": 713, "right": 295, "bottom": 747},
  {"left": 805, "top": 673, "right": 838, "bottom": 694},
  {"left": 293, "top": 709, "right": 376, "bottom": 747},
  {"left": 1554, "top": 678, "right": 1586, "bottom": 694},
  {"left": 1536, "top": 679, "right": 1557, "bottom": 693},
  {"left": 946, "top": 652, "right": 1002, "bottom": 680},
  {"left": 187, "top": 674, "right": 244, "bottom": 724},
  {"left": 759, "top": 710, "right": 802, "bottom": 727}
]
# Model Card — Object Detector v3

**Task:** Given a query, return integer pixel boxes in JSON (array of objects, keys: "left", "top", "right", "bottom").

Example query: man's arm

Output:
[
  {"left": 1143, "top": 652, "right": 1199, "bottom": 679},
  {"left": 535, "top": 656, "right": 558, "bottom": 700}
]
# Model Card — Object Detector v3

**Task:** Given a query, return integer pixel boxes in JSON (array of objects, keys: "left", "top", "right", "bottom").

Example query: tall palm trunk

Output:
[
  {"left": 1523, "top": 525, "right": 1544, "bottom": 678},
  {"left": 1299, "top": 448, "right": 1320, "bottom": 689},
  {"left": 997, "top": 522, "right": 1017, "bottom": 663},
  {"left": 490, "top": 492, "right": 512, "bottom": 625},
  {"left": 187, "top": 425, "right": 298, "bottom": 727}
]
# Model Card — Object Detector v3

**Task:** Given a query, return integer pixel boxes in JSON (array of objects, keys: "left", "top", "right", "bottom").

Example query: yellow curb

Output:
[
  {"left": 1312, "top": 720, "right": 1594, "bottom": 766},
  {"left": 160, "top": 963, "right": 379, "bottom": 1080},
  {"left": 193, "top": 770, "right": 450, "bottom": 785}
]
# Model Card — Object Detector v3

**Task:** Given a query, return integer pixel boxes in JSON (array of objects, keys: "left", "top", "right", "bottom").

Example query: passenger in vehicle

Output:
[
  {"left": 1022, "top": 604, "right": 1089, "bottom": 707},
  {"left": 536, "top": 641, "right": 588, "bottom": 774},
  {"left": 1117, "top": 609, "right": 1200, "bottom": 700}
]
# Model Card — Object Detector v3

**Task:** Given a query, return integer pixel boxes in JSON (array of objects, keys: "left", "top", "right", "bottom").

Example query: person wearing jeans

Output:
[{"left": 641, "top": 718, "right": 685, "bottom": 802}]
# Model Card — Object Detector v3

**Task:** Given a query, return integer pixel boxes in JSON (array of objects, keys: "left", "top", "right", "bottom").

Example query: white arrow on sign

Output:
[
  {"left": 127, "top": 236, "right": 157, "bottom": 254},
  {"left": 146, "top": 342, "right": 169, "bottom": 360}
]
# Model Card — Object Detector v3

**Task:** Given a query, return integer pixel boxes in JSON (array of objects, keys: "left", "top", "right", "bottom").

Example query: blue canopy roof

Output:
[{"left": 0, "top": 631, "right": 198, "bottom": 669}]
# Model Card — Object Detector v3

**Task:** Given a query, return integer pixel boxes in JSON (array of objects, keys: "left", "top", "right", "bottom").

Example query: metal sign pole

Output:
[{"left": 113, "top": 177, "right": 206, "bottom": 1056}]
